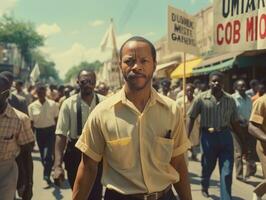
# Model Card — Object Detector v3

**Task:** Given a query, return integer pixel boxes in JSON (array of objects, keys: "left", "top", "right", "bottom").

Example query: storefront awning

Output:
[
  {"left": 192, "top": 58, "right": 234, "bottom": 75},
  {"left": 156, "top": 61, "right": 178, "bottom": 71},
  {"left": 170, "top": 58, "right": 202, "bottom": 79}
]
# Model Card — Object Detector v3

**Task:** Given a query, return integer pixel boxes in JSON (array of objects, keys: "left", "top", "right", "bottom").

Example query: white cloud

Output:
[
  {"left": 40, "top": 33, "right": 133, "bottom": 79},
  {"left": 0, "top": 0, "right": 18, "bottom": 16},
  {"left": 89, "top": 20, "right": 105, "bottom": 27},
  {"left": 37, "top": 23, "right": 61, "bottom": 37}
]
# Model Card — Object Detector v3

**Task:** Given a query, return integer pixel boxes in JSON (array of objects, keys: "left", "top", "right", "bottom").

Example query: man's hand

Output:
[{"left": 53, "top": 166, "right": 65, "bottom": 187}]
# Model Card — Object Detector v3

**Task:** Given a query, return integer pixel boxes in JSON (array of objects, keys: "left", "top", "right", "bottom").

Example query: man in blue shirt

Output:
[{"left": 232, "top": 79, "right": 256, "bottom": 180}]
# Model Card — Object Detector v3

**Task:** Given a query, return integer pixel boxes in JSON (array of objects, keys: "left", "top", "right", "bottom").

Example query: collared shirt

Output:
[
  {"left": 76, "top": 88, "right": 190, "bottom": 194},
  {"left": 176, "top": 96, "right": 200, "bottom": 146},
  {"left": 0, "top": 105, "right": 35, "bottom": 161},
  {"left": 28, "top": 98, "right": 59, "bottom": 128},
  {"left": 188, "top": 90, "right": 238, "bottom": 129},
  {"left": 56, "top": 93, "right": 105, "bottom": 139},
  {"left": 250, "top": 94, "right": 266, "bottom": 134},
  {"left": 246, "top": 89, "right": 255, "bottom": 98},
  {"left": 232, "top": 92, "right": 252, "bottom": 122}
]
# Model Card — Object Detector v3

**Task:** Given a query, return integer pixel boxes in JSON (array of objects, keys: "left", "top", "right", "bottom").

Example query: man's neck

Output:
[
  {"left": 212, "top": 90, "right": 223, "bottom": 99},
  {"left": 0, "top": 103, "right": 8, "bottom": 115},
  {"left": 124, "top": 84, "right": 151, "bottom": 113},
  {"left": 81, "top": 92, "right": 94, "bottom": 106},
  {"left": 39, "top": 98, "right": 46, "bottom": 104}
]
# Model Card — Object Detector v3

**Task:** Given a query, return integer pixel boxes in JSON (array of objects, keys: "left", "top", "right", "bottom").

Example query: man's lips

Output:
[{"left": 127, "top": 71, "right": 146, "bottom": 79}]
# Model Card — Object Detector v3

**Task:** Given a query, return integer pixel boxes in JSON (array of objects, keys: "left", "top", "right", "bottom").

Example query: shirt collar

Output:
[{"left": 118, "top": 86, "right": 168, "bottom": 107}]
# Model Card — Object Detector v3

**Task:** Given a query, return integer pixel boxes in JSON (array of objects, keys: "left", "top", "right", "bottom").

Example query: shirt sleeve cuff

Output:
[
  {"left": 250, "top": 114, "right": 264, "bottom": 125},
  {"left": 172, "top": 140, "right": 191, "bottom": 158},
  {"left": 75, "top": 140, "right": 102, "bottom": 162}
]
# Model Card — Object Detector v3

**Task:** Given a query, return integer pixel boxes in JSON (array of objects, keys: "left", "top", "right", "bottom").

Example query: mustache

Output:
[{"left": 127, "top": 71, "right": 146, "bottom": 79}]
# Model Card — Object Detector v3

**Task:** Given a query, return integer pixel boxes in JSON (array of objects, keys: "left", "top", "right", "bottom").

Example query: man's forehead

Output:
[
  {"left": 79, "top": 71, "right": 95, "bottom": 78},
  {"left": 122, "top": 41, "right": 152, "bottom": 56}
]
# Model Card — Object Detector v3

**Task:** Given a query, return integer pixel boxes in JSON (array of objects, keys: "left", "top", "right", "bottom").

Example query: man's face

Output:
[
  {"left": 120, "top": 41, "right": 156, "bottom": 91},
  {"left": 36, "top": 87, "right": 46, "bottom": 100},
  {"left": 186, "top": 85, "right": 194, "bottom": 99},
  {"left": 77, "top": 71, "right": 96, "bottom": 96},
  {"left": 209, "top": 75, "right": 223, "bottom": 93},
  {"left": 236, "top": 80, "right": 246, "bottom": 96}
]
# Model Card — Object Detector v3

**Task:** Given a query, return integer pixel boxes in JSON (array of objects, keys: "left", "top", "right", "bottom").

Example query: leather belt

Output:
[
  {"left": 202, "top": 126, "right": 229, "bottom": 133},
  {"left": 130, "top": 185, "right": 172, "bottom": 200}
]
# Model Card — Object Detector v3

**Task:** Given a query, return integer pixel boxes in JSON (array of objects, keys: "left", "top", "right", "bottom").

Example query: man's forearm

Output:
[
  {"left": 187, "top": 117, "right": 195, "bottom": 138},
  {"left": 72, "top": 154, "right": 98, "bottom": 200},
  {"left": 248, "top": 122, "right": 266, "bottom": 142},
  {"left": 171, "top": 155, "right": 192, "bottom": 200},
  {"left": 54, "top": 135, "right": 67, "bottom": 167}
]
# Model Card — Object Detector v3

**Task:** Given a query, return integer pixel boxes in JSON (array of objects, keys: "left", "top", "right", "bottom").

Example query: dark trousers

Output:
[
  {"left": 64, "top": 140, "right": 102, "bottom": 200},
  {"left": 35, "top": 126, "right": 55, "bottom": 178},
  {"left": 201, "top": 129, "right": 234, "bottom": 200},
  {"left": 233, "top": 126, "right": 257, "bottom": 178},
  {"left": 104, "top": 188, "right": 177, "bottom": 200}
]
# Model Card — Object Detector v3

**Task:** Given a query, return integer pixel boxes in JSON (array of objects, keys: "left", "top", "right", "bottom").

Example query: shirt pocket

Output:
[
  {"left": 0, "top": 134, "right": 17, "bottom": 153},
  {"left": 106, "top": 137, "right": 134, "bottom": 170},
  {"left": 154, "top": 136, "right": 174, "bottom": 164}
]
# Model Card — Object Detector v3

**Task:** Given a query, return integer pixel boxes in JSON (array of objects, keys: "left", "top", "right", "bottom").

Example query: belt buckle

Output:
[
  {"left": 144, "top": 192, "right": 158, "bottom": 200},
  {"left": 208, "top": 127, "right": 214, "bottom": 133}
]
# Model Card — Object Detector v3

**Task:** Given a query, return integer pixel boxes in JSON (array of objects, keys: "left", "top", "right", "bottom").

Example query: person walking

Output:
[
  {"left": 72, "top": 36, "right": 192, "bottom": 200},
  {"left": 177, "top": 83, "right": 200, "bottom": 161},
  {"left": 28, "top": 83, "right": 59, "bottom": 185},
  {"left": 187, "top": 71, "right": 240, "bottom": 200},
  {"left": 249, "top": 79, "right": 266, "bottom": 200},
  {"left": 232, "top": 79, "right": 256, "bottom": 181},
  {"left": 53, "top": 69, "right": 104, "bottom": 200},
  {"left": 0, "top": 74, "right": 35, "bottom": 200}
]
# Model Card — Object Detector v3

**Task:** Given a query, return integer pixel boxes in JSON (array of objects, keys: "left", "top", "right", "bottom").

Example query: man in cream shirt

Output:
[
  {"left": 28, "top": 83, "right": 59, "bottom": 185},
  {"left": 73, "top": 36, "right": 192, "bottom": 200}
]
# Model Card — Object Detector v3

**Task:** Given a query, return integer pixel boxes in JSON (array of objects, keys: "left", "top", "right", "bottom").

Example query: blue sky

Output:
[{"left": 1, "top": 0, "right": 212, "bottom": 78}]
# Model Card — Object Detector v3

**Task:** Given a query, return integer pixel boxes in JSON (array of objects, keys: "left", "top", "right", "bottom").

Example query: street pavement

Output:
[{"left": 27, "top": 152, "right": 265, "bottom": 200}]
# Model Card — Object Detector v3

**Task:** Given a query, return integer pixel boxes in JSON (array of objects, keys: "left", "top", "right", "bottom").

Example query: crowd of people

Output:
[{"left": 0, "top": 36, "right": 266, "bottom": 200}]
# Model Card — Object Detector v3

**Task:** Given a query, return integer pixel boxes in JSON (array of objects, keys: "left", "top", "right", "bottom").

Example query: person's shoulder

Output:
[
  {"left": 93, "top": 91, "right": 121, "bottom": 112},
  {"left": 95, "top": 93, "right": 106, "bottom": 102},
  {"left": 62, "top": 94, "right": 78, "bottom": 104},
  {"left": 255, "top": 94, "right": 266, "bottom": 105},
  {"left": 13, "top": 107, "right": 29, "bottom": 121}
]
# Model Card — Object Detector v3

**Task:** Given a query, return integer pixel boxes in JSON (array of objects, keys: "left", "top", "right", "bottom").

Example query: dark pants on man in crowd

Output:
[
  {"left": 64, "top": 139, "right": 103, "bottom": 200},
  {"left": 104, "top": 187, "right": 177, "bottom": 200},
  {"left": 201, "top": 128, "right": 234, "bottom": 200},
  {"left": 35, "top": 126, "right": 55, "bottom": 179},
  {"left": 233, "top": 126, "right": 257, "bottom": 179}
]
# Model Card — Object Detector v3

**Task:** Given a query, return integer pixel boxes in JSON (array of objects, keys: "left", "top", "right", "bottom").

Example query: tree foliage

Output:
[
  {"left": 0, "top": 15, "right": 44, "bottom": 64},
  {"left": 64, "top": 60, "right": 102, "bottom": 83}
]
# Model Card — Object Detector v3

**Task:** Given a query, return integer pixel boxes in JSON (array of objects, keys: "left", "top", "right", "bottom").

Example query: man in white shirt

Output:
[{"left": 28, "top": 83, "right": 59, "bottom": 185}]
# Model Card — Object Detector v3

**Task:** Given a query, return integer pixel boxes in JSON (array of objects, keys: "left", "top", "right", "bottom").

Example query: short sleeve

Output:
[
  {"left": 75, "top": 110, "right": 105, "bottom": 162},
  {"left": 28, "top": 104, "right": 33, "bottom": 121},
  {"left": 188, "top": 96, "right": 201, "bottom": 119},
  {"left": 250, "top": 98, "right": 265, "bottom": 125},
  {"left": 172, "top": 106, "right": 191, "bottom": 157},
  {"left": 55, "top": 101, "right": 70, "bottom": 137},
  {"left": 17, "top": 115, "right": 35, "bottom": 145}
]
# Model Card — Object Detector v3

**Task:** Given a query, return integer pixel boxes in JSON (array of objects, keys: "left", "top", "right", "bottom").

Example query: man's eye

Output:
[{"left": 124, "top": 60, "right": 134, "bottom": 65}]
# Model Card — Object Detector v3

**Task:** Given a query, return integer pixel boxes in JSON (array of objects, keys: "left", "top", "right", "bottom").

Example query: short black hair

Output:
[
  {"left": 35, "top": 82, "right": 46, "bottom": 90},
  {"left": 15, "top": 79, "right": 24, "bottom": 86},
  {"left": 0, "top": 74, "right": 10, "bottom": 87},
  {"left": 249, "top": 79, "right": 259, "bottom": 87},
  {"left": 1, "top": 71, "right": 13, "bottom": 83},
  {"left": 77, "top": 69, "right": 96, "bottom": 80},
  {"left": 119, "top": 36, "right": 156, "bottom": 62},
  {"left": 209, "top": 71, "right": 224, "bottom": 80}
]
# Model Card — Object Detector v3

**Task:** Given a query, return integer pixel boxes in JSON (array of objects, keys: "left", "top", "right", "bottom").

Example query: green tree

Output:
[
  {"left": 0, "top": 15, "right": 44, "bottom": 64},
  {"left": 64, "top": 60, "right": 102, "bottom": 83}
]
